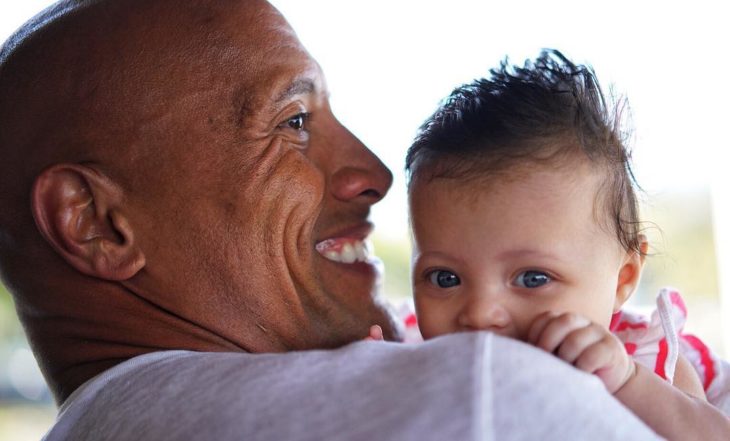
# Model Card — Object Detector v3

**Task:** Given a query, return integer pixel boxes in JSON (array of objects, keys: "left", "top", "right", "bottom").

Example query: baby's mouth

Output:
[{"left": 315, "top": 238, "right": 373, "bottom": 264}]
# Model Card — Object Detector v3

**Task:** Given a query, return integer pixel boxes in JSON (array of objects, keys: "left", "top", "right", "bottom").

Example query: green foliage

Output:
[
  {"left": 372, "top": 235, "right": 412, "bottom": 300},
  {"left": 637, "top": 189, "right": 718, "bottom": 303},
  {"left": 0, "top": 283, "right": 23, "bottom": 342}
]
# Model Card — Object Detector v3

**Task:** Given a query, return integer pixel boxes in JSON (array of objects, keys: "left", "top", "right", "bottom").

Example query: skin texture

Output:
[
  {"left": 410, "top": 156, "right": 730, "bottom": 438},
  {"left": 0, "top": 0, "right": 400, "bottom": 404}
]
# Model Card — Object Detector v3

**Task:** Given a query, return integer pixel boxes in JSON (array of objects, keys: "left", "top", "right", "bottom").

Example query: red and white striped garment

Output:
[
  {"left": 397, "top": 300, "right": 423, "bottom": 344},
  {"left": 610, "top": 288, "right": 730, "bottom": 416}
]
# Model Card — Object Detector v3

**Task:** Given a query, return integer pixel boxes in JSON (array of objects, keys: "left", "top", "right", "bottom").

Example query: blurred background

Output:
[{"left": 1, "top": 0, "right": 728, "bottom": 439}]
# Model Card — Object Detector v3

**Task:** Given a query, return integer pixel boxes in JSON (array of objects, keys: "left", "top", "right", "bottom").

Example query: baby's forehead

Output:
[
  {"left": 409, "top": 134, "right": 590, "bottom": 181},
  {"left": 409, "top": 153, "right": 601, "bottom": 195},
  {"left": 408, "top": 157, "right": 618, "bottom": 234}
]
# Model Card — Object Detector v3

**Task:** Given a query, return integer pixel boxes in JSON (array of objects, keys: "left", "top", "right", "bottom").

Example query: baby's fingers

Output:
[
  {"left": 573, "top": 337, "right": 614, "bottom": 374},
  {"left": 574, "top": 335, "right": 632, "bottom": 393},
  {"left": 555, "top": 324, "right": 606, "bottom": 364},
  {"left": 364, "top": 324, "right": 384, "bottom": 341},
  {"left": 528, "top": 312, "right": 591, "bottom": 354},
  {"left": 526, "top": 311, "right": 558, "bottom": 345}
]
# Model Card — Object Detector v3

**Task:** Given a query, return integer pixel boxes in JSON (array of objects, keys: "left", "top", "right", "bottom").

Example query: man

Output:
[{"left": 0, "top": 1, "right": 661, "bottom": 439}]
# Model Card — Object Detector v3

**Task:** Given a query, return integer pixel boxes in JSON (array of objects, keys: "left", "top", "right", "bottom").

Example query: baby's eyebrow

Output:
[
  {"left": 496, "top": 249, "right": 565, "bottom": 263},
  {"left": 412, "top": 250, "right": 465, "bottom": 268}
]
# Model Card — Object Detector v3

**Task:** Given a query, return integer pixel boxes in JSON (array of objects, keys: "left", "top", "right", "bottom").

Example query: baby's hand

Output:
[
  {"left": 364, "top": 325, "right": 384, "bottom": 341},
  {"left": 527, "top": 312, "right": 635, "bottom": 393}
]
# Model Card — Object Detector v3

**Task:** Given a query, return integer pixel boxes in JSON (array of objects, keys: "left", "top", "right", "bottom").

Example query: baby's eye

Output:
[
  {"left": 514, "top": 270, "right": 551, "bottom": 289},
  {"left": 282, "top": 112, "right": 309, "bottom": 131},
  {"left": 427, "top": 270, "right": 461, "bottom": 288}
]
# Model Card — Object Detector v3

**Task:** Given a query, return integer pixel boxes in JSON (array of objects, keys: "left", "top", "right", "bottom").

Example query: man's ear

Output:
[
  {"left": 31, "top": 163, "right": 145, "bottom": 281},
  {"left": 614, "top": 234, "right": 649, "bottom": 312}
]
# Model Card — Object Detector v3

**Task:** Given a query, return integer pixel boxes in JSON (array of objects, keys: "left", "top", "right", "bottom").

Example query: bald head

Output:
[{"left": 1, "top": 0, "right": 283, "bottom": 224}]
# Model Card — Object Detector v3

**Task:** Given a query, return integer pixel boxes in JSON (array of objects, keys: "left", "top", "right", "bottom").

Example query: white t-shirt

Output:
[{"left": 43, "top": 332, "right": 662, "bottom": 440}]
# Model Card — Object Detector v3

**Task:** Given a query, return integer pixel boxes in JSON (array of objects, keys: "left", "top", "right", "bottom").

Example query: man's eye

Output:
[
  {"left": 428, "top": 270, "right": 461, "bottom": 288},
  {"left": 514, "top": 270, "right": 551, "bottom": 288},
  {"left": 284, "top": 112, "right": 308, "bottom": 131}
]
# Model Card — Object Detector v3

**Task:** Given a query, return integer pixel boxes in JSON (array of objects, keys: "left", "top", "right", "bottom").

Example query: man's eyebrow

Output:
[
  {"left": 274, "top": 78, "right": 316, "bottom": 105},
  {"left": 231, "top": 78, "right": 317, "bottom": 128}
]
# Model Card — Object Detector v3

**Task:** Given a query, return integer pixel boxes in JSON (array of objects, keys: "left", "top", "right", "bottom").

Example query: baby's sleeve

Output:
[
  {"left": 396, "top": 299, "right": 424, "bottom": 343},
  {"left": 610, "top": 288, "right": 686, "bottom": 383}
]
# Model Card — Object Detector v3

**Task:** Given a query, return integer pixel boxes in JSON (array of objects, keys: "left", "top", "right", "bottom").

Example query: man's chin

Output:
[{"left": 315, "top": 258, "right": 405, "bottom": 340}]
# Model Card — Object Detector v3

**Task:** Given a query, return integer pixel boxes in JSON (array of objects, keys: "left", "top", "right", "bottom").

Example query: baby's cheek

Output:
[
  {"left": 417, "top": 307, "right": 456, "bottom": 339},
  {"left": 512, "top": 310, "right": 552, "bottom": 343}
]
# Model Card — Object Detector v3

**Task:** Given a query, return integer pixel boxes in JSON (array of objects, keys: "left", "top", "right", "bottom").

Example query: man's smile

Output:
[
  {"left": 315, "top": 221, "right": 377, "bottom": 264},
  {"left": 315, "top": 237, "right": 373, "bottom": 264}
]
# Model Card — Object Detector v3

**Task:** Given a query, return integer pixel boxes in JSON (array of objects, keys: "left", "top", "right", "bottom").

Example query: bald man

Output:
[{"left": 0, "top": 1, "right": 661, "bottom": 440}]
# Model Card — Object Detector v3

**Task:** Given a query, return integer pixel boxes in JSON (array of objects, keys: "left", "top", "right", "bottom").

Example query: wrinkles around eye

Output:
[{"left": 275, "top": 113, "right": 310, "bottom": 146}]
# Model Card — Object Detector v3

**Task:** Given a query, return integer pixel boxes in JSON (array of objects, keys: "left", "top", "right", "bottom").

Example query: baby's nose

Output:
[{"left": 457, "top": 293, "right": 511, "bottom": 333}]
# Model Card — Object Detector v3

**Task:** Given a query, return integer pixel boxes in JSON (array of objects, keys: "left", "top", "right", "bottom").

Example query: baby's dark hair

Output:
[{"left": 405, "top": 49, "right": 643, "bottom": 255}]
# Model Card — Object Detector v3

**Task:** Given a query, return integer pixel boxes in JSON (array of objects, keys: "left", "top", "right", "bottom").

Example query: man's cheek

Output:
[
  {"left": 252, "top": 155, "right": 325, "bottom": 262},
  {"left": 282, "top": 158, "right": 326, "bottom": 215},
  {"left": 255, "top": 147, "right": 324, "bottom": 205}
]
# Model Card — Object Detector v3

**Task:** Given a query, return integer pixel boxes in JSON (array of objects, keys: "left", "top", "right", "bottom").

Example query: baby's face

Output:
[{"left": 410, "top": 161, "right": 636, "bottom": 341}]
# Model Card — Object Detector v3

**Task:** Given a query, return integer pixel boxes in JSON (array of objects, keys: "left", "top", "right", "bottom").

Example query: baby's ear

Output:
[{"left": 614, "top": 234, "right": 649, "bottom": 312}]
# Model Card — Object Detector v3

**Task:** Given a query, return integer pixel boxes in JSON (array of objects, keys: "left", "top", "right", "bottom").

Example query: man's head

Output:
[{"left": 0, "top": 0, "right": 398, "bottom": 402}]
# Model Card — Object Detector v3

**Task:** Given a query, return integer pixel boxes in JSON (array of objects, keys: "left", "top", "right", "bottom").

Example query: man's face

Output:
[{"left": 109, "top": 1, "right": 398, "bottom": 350}]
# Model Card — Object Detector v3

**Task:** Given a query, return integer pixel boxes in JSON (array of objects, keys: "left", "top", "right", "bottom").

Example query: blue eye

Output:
[
  {"left": 515, "top": 270, "right": 551, "bottom": 288},
  {"left": 428, "top": 270, "right": 461, "bottom": 288}
]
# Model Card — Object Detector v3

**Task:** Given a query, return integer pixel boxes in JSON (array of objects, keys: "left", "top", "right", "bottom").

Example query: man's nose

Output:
[
  {"left": 329, "top": 126, "right": 393, "bottom": 204},
  {"left": 457, "top": 289, "right": 511, "bottom": 332}
]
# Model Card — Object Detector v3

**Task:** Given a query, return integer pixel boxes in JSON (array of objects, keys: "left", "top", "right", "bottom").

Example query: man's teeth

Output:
[{"left": 319, "top": 240, "right": 371, "bottom": 264}]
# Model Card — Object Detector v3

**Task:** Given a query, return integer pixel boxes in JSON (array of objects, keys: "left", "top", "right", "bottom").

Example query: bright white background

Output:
[{"left": 268, "top": 0, "right": 728, "bottom": 235}]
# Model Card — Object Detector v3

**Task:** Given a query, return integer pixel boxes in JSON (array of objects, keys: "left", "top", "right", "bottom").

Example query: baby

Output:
[{"left": 399, "top": 49, "right": 730, "bottom": 438}]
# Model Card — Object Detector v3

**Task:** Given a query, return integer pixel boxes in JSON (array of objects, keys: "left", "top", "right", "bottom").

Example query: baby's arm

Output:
[
  {"left": 672, "top": 353, "right": 706, "bottom": 400},
  {"left": 528, "top": 312, "right": 730, "bottom": 440}
]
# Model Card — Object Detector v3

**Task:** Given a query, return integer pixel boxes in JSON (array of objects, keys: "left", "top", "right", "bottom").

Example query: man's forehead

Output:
[
  {"left": 4, "top": 0, "right": 312, "bottom": 104},
  {"left": 1, "top": 0, "right": 289, "bottom": 83},
  {"left": 0, "top": 0, "right": 314, "bottom": 171},
  {"left": 204, "top": 1, "right": 324, "bottom": 108}
]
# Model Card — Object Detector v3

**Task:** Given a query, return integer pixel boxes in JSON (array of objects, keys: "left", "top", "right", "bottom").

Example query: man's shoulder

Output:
[
  {"left": 47, "top": 333, "right": 496, "bottom": 441},
  {"left": 44, "top": 333, "right": 660, "bottom": 441}
]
